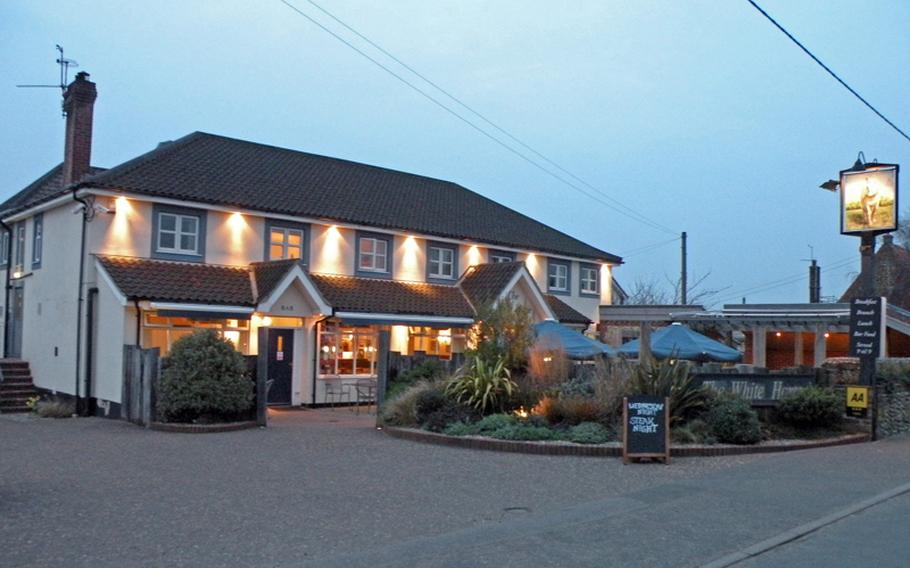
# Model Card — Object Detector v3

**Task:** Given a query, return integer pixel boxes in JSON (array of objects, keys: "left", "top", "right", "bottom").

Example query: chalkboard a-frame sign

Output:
[{"left": 623, "top": 396, "right": 670, "bottom": 465}]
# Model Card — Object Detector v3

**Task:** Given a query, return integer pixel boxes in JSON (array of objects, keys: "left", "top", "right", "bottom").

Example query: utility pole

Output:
[{"left": 680, "top": 232, "right": 687, "bottom": 304}]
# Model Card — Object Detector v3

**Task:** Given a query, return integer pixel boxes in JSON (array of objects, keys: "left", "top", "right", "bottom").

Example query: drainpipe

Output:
[
  {"left": 133, "top": 298, "right": 142, "bottom": 346},
  {"left": 72, "top": 189, "right": 90, "bottom": 415},
  {"left": 0, "top": 216, "right": 12, "bottom": 358},
  {"left": 85, "top": 287, "right": 98, "bottom": 415}
]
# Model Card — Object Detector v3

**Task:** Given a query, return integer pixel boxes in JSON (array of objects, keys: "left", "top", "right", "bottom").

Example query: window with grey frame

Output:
[
  {"left": 31, "top": 214, "right": 43, "bottom": 269},
  {"left": 13, "top": 223, "right": 26, "bottom": 272},
  {"left": 0, "top": 231, "right": 9, "bottom": 267},
  {"left": 269, "top": 226, "right": 305, "bottom": 261},
  {"left": 547, "top": 261, "right": 569, "bottom": 292},
  {"left": 156, "top": 212, "right": 200, "bottom": 256},
  {"left": 358, "top": 236, "right": 388, "bottom": 273},
  {"left": 580, "top": 264, "right": 598, "bottom": 295},
  {"left": 428, "top": 245, "right": 456, "bottom": 279}
]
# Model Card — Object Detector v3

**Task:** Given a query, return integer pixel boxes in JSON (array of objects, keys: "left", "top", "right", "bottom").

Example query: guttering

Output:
[
  {"left": 71, "top": 189, "right": 90, "bottom": 415},
  {"left": 143, "top": 302, "right": 255, "bottom": 314},
  {"left": 133, "top": 298, "right": 141, "bottom": 346},
  {"left": 0, "top": 217, "right": 11, "bottom": 358},
  {"left": 332, "top": 312, "right": 475, "bottom": 326}
]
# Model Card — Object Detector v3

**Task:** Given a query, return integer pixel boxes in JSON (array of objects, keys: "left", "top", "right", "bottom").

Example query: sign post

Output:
[{"left": 622, "top": 396, "right": 670, "bottom": 465}]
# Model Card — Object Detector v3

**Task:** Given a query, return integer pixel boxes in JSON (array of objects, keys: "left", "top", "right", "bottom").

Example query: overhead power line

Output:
[
  {"left": 278, "top": 0, "right": 678, "bottom": 236},
  {"left": 747, "top": 0, "right": 910, "bottom": 143},
  {"left": 715, "top": 255, "right": 856, "bottom": 303}
]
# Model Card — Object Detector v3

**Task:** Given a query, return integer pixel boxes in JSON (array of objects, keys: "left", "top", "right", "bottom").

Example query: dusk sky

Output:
[{"left": 2, "top": 0, "right": 908, "bottom": 306}]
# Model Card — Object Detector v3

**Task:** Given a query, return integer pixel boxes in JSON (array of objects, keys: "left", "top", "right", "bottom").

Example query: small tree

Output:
[
  {"left": 157, "top": 329, "right": 254, "bottom": 423},
  {"left": 468, "top": 298, "right": 534, "bottom": 372}
]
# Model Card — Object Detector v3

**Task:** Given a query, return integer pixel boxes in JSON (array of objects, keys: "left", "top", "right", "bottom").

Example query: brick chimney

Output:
[{"left": 62, "top": 71, "right": 97, "bottom": 186}]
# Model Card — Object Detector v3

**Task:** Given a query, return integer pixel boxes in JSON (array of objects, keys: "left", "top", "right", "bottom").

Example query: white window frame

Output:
[
  {"left": 580, "top": 266, "right": 598, "bottom": 294},
  {"left": 317, "top": 323, "right": 379, "bottom": 378},
  {"left": 428, "top": 246, "right": 455, "bottom": 279},
  {"left": 13, "top": 223, "right": 25, "bottom": 271},
  {"left": 548, "top": 263, "right": 568, "bottom": 291},
  {"left": 358, "top": 237, "right": 388, "bottom": 273},
  {"left": 490, "top": 254, "right": 513, "bottom": 263},
  {"left": 32, "top": 215, "right": 43, "bottom": 267},
  {"left": 0, "top": 231, "right": 9, "bottom": 267},
  {"left": 156, "top": 212, "right": 201, "bottom": 256},
  {"left": 269, "top": 227, "right": 305, "bottom": 261}
]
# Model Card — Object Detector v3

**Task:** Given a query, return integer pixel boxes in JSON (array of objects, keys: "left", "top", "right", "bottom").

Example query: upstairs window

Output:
[
  {"left": 580, "top": 264, "right": 599, "bottom": 295},
  {"left": 269, "top": 227, "right": 305, "bottom": 261},
  {"left": 13, "top": 223, "right": 25, "bottom": 272},
  {"left": 31, "top": 213, "right": 43, "bottom": 269},
  {"left": 0, "top": 231, "right": 9, "bottom": 267},
  {"left": 428, "top": 244, "right": 457, "bottom": 280},
  {"left": 152, "top": 205, "right": 206, "bottom": 262},
  {"left": 547, "top": 260, "right": 570, "bottom": 293},
  {"left": 357, "top": 235, "right": 389, "bottom": 274}
]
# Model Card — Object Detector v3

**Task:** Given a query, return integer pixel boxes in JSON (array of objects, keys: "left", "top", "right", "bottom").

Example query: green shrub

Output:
[
  {"left": 489, "top": 423, "right": 559, "bottom": 441},
  {"left": 380, "top": 381, "right": 438, "bottom": 427},
  {"left": 472, "top": 413, "right": 518, "bottom": 433},
  {"left": 706, "top": 396, "right": 762, "bottom": 445},
  {"left": 443, "top": 421, "right": 478, "bottom": 436},
  {"left": 559, "top": 375, "right": 596, "bottom": 398},
  {"left": 567, "top": 422, "right": 613, "bottom": 444},
  {"left": 35, "top": 397, "right": 74, "bottom": 418},
  {"left": 415, "top": 383, "right": 477, "bottom": 432},
  {"left": 671, "top": 418, "right": 710, "bottom": 444},
  {"left": 468, "top": 299, "right": 534, "bottom": 372},
  {"left": 776, "top": 386, "right": 843, "bottom": 429},
  {"left": 631, "top": 358, "right": 708, "bottom": 426},
  {"left": 157, "top": 329, "right": 254, "bottom": 423},
  {"left": 445, "top": 357, "right": 516, "bottom": 414},
  {"left": 387, "top": 360, "right": 446, "bottom": 401}
]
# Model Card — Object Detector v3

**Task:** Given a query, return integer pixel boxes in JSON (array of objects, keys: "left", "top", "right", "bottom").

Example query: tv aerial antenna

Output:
[{"left": 15, "top": 45, "right": 79, "bottom": 116}]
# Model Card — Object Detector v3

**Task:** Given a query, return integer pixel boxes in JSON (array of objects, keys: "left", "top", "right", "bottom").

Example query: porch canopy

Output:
[
  {"left": 618, "top": 323, "right": 742, "bottom": 362},
  {"left": 533, "top": 320, "right": 616, "bottom": 360}
]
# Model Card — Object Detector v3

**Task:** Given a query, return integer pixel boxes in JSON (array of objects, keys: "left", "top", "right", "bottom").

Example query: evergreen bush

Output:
[
  {"left": 776, "top": 386, "right": 843, "bottom": 429},
  {"left": 706, "top": 396, "right": 762, "bottom": 445},
  {"left": 566, "top": 422, "right": 613, "bottom": 444},
  {"left": 157, "top": 329, "right": 253, "bottom": 423}
]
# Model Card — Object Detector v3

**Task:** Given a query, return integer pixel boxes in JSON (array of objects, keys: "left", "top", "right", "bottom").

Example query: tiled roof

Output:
[
  {"left": 308, "top": 273, "right": 474, "bottom": 318},
  {"left": 0, "top": 163, "right": 106, "bottom": 215},
  {"left": 96, "top": 255, "right": 474, "bottom": 318},
  {"left": 97, "top": 255, "right": 255, "bottom": 306},
  {"left": 839, "top": 238, "right": 910, "bottom": 310},
  {"left": 72, "top": 132, "right": 619, "bottom": 263},
  {"left": 459, "top": 261, "right": 524, "bottom": 307},
  {"left": 545, "top": 294, "right": 592, "bottom": 325},
  {"left": 250, "top": 259, "right": 299, "bottom": 302}
]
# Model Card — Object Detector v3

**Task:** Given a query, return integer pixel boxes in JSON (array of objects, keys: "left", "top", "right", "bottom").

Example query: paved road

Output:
[{"left": 2, "top": 409, "right": 908, "bottom": 567}]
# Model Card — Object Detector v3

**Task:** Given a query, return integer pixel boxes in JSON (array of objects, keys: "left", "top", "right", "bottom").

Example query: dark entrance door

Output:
[
  {"left": 266, "top": 328, "right": 294, "bottom": 405},
  {"left": 6, "top": 284, "right": 24, "bottom": 358}
]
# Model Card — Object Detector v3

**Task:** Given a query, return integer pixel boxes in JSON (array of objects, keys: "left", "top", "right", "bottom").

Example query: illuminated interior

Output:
[
  {"left": 407, "top": 327, "right": 466, "bottom": 359},
  {"left": 141, "top": 313, "right": 250, "bottom": 356},
  {"left": 318, "top": 322, "right": 378, "bottom": 377}
]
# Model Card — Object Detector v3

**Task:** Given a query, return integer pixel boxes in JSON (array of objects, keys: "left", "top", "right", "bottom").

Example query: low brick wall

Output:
[{"left": 149, "top": 421, "right": 259, "bottom": 433}]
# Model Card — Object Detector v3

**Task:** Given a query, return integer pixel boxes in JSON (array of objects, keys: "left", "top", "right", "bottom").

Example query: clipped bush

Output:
[
  {"left": 706, "top": 396, "right": 762, "bottom": 445},
  {"left": 446, "top": 357, "right": 516, "bottom": 414},
  {"left": 671, "top": 418, "right": 710, "bottom": 445},
  {"left": 157, "top": 329, "right": 254, "bottom": 423},
  {"left": 776, "top": 386, "right": 843, "bottom": 429},
  {"left": 472, "top": 413, "right": 518, "bottom": 433},
  {"left": 488, "top": 423, "right": 559, "bottom": 441},
  {"left": 631, "top": 358, "right": 708, "bottom": 426},
  {"left": 567, "top": 422, "right": 613, "bottom": 444}
]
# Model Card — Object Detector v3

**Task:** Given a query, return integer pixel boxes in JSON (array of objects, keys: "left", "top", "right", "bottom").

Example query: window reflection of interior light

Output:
[
  {"left": 775, "top": 332, "right": 782, "bottom": 337},
  {"left": 824, "top": 332, "right": 830, "bottom": 338}
]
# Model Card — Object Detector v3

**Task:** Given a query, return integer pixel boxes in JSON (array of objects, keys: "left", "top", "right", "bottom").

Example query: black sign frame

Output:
[{"left": 622, "top": 396, "right": 670, "bottom": 465}]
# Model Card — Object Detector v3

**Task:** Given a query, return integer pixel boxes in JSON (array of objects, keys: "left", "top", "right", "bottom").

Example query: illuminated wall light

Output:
[
  {"left": 398, "top": 235, "right": 422, "bottom": 281},
  {"left": 600, "top": 264, "right": 612, "bottom": 303},
  {"left": 775, "top": 332, "right": 782, "bottom": 337},
  {"left": 466, "top": 245, "right": 483, "bottom": 267},
  {"left": 316, "top": 225, "right": 345, "bottom": 274},
  {"left": 108, "top": 196, "right": 135, "bottom": 255},
  {"left": 824, "top": 332, "right": 830, "bottom": 338},
  {"left": 227, "top": 212, "right": 248, "bottom": 260}
]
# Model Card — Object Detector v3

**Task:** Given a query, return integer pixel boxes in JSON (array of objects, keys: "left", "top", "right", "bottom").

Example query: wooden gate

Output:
[{"left": 121, "top": 345, "right": 160, "bottom": 425}]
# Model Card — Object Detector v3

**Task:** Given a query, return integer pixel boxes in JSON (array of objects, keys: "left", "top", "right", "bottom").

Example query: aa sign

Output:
[
  {"left": 840, "top": 164, "right": 899, "bottom": 235},
  {"left": 846, "top": 386, "right": 870, "bottom": 409}
]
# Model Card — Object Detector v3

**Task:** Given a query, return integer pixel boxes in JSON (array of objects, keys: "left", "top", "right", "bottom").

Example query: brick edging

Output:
[
  {"left": 149, "top": 420, "right": 259, "bottom": 433},
  {"left": 382, "top": 427, "right": 871, "bottom": 458}
]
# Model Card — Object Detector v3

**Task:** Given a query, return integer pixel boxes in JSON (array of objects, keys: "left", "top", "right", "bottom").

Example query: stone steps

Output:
[{"left": 0, "top": 359, "right": 36, "bottom": 414}]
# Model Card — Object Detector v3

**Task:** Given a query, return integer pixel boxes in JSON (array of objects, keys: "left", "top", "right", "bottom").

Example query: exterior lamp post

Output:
[{"left": 824, "top": 152, "right": 900, "bottom": 440}]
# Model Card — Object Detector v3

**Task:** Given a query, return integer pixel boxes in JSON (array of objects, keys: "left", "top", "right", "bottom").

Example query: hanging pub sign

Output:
[
  {"left": 622, "top": 396, "right": 670, "bottom": 464},
  {"left": 840, "top": 163, "right": 899, "bottom": 235},
  {"left": 849, "top": 297, "right": 885, "bottom": 360}
]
